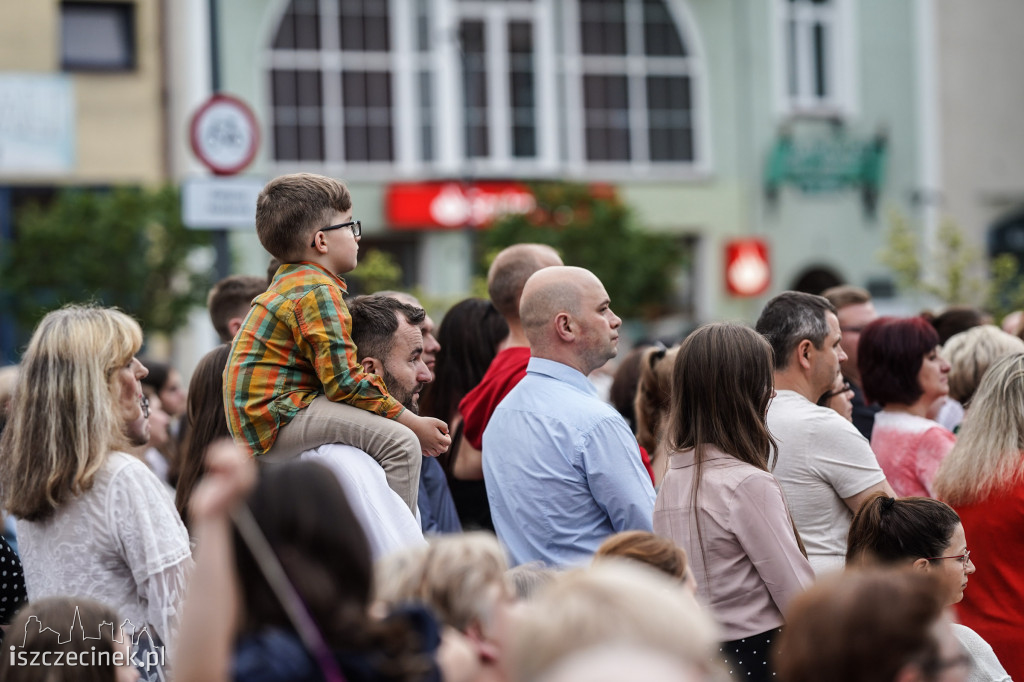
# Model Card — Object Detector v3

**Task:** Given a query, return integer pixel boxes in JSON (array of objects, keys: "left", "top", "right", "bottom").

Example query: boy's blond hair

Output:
[{"left": 255, "top": 173, "right": 352, "bottom": 261}]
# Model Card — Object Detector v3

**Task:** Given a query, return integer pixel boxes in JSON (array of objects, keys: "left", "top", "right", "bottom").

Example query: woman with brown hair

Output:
[
  {"left": 174, "top": 344, "right": 232, "bottom": 528},
  {"left": 633, "top": 346, "right": 679, "bottom": 487},
  {"left": 175, "top": 443, "right": 456, "bottom": 682},
  {"left": 653, "top": 322, "right": 813, "bottom": 681},
  {"left": 846, "top": 493, "right": 1009, "bottom": 681}
]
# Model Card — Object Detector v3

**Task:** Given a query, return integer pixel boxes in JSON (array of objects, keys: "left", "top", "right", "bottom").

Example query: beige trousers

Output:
[{"left": 265, "top": 396, "right": 421, "bottom": 512}]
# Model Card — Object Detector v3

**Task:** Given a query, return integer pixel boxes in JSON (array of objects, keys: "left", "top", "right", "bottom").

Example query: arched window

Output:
[
  {"left": 268, "top": 0, "right": 394, "bottom": 163},
  {"left": 571, "top": 0, "right": 703, "bottom": 166},
  {"left": 264, "top": 0, "right": 707, "bottom": 173}
]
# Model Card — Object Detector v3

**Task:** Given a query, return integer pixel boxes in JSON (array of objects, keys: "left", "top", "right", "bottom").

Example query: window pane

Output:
[
  {"left": 342, "top": 70, "right": 394, "bottom": 161},
  {"left": 787, "top": 19, "right": 799, "bottom": 97},
  {"left": 647, "top": 75, "right": 693, "bottom": 161},
  {"left": 298, "top": 125, "right": 324, "bottom": 160},
  {"left": 508, "top": 22, "right": 536, "bottom": 158},
  {"left": 294, "top": 0, "right": 320, "bottom": 50},
  {"left": 416, "top": 0, "right": 431, "bottom": 51},
  {"left": 460, "top": 20, "right": 489, "bottom": 158},
  {"left": 339, "top": 0, "right": 390, "bottom": 52},
  {"left": 275, "top": 125, "right": 300, "bottom": 160},
  {"left": 583, "top": 75, "right": 630, "bottom": 161},
  {"left": 419, "top": 70, "right": 435, "bottom": 161},
  {"left": 272, "top": 69, "right": 298, "bottom": 107},
  {"left": 61, "top": 2, "right": 135, "bottom": 70},
  {"left": 297, "top": 70, "right": 322, "bottom": 106},
  {"left": 643, "top": 0, "right": 686, "bottom": 56},
  {"left": 813, "top": 21, "right": 828, "bottom": 98},
  {"left": 273, "top": 13, "right": 296, "bottom": 49},
  {"left": 580, "top": 0, "right": 626, "bottom": 56}
]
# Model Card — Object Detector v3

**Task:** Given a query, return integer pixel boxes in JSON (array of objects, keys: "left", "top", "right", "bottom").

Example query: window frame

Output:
[
  {"left": 60, "top": 1, "right": 137, "bottom": 72},
  {"left": 563, "top": 0, "right": 710, "bottom": 178},
  {"left": 263, "top": 0, "right": 710, "bottom": 179},
  {"left": 773, "top": 0, "right": 859, "bottom": 119}
]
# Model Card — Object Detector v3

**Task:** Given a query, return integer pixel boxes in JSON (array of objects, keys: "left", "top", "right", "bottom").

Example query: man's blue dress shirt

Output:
[{"left": 482, "top": 357, "right": 655, "bottom": 567}]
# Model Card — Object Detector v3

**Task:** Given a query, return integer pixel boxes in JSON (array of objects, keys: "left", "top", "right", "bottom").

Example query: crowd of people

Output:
[{"left": 0, "top": 172, "right": 1022, "bottom": 681}]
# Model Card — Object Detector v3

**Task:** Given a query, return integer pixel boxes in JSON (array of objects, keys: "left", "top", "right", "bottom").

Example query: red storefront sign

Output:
[
  {"left": 386, "top": 181, "right": 536, "bottom": 229},
  {"left": 725, "top": 238, "right": 771, "bottom": 297}
]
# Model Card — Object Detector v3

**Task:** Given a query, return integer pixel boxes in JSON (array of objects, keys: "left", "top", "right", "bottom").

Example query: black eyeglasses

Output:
[
  {"left": 310, "top": 220, "right": 361, "bottom": 247},
  {"left": 140, "top": 395, "right": 150, "bottom": 419},
  {"left": 818, "top": 381, "right": 853, "bottom": 407}
]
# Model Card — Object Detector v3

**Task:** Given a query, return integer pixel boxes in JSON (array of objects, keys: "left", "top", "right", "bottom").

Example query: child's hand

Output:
[{"left": 410, "top": 414, "right": 451, "bottom": 457}]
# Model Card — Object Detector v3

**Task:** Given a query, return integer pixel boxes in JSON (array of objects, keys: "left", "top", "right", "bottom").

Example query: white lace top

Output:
[{"left": 17, "top": 452, "right": 193, "bottom": 653}]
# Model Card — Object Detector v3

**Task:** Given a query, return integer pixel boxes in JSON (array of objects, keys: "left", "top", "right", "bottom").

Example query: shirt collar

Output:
[
  {"left": 281, "top": 261, "right": 348, "bottom": 291},
  {"left": 668, "top": 445, "right": 735, "bottom": 469},
  {"left": 525, "top": 357, "right": 598, "bottom": 397}
]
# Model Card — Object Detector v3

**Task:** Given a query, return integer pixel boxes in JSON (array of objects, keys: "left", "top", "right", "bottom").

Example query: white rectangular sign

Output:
[
  {"left": 182, "top": 176, "right": 264, "bottom": 229},
  {"left": 0, "top": 74, "right": 75, "bottom": 174}
]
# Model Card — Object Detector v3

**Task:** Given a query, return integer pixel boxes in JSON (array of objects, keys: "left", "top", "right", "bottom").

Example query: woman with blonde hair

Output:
[
  {"left": 653, "top": 322, "right": 813, "bottom": 681},
  {"left": 0, "top": 305, "right": 192, "bottom": 679},
  {"left": 508, "top": 561, "right": 718, "bottom": 682},
  {"left": 934, "top": 352, "right": 1024, "bottom": 680},
  {"left": 634, "top": 345, "right": 679, "bottom": 486}
]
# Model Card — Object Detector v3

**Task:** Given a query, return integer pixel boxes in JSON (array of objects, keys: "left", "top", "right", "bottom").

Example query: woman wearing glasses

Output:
[
  {"left": 0, "top": 305, "right": 192, "bottom": 681},
  {"left": 818, "top": 374, "right": 855, "bottom": 422},
  {"left": 846, "top": 492, "right": 1010, "bottom": 681},
  {"left": 934, "top": 352, "right": 1024, "bottom": 681}
]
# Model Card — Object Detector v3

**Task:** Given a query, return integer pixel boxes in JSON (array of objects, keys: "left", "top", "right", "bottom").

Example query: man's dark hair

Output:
[
  {"left": 755, "top": 291, "right": 836, "bottom": 371},
  {"left": 349, "top": 295, "right": 426, "bottom": 363},
  {"left": 207, "top": 275, "right": 267, "bottom": 343}
]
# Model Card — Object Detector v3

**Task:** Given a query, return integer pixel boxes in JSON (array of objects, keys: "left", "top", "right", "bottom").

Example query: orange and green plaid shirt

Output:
[{"left": 224, "top": 262, "right": 404, "bottom": 455}]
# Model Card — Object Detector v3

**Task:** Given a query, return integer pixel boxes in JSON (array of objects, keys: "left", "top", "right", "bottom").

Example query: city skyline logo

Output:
[{"left": 9, "top": 605, "right": 165, "bottom": 672}]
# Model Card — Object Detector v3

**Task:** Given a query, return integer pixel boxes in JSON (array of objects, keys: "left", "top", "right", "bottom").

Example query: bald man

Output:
[
  {"left": 458, "top": 243, "right": 563, "bottom": 455},
  {"left": 482, "top": 266, "right": 656, "bottom": 567}
]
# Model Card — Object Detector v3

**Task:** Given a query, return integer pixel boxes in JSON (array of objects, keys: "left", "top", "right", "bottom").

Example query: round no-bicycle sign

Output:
[{"left": 190, "top": 94, "right": 260, "bottom": 175}]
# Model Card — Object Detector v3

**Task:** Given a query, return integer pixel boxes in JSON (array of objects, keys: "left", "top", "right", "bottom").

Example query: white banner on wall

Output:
[
  {"left": 0, "top": 74, "right": 75, "bottom": 174},
  {"left": 182, "top": 176, "right": 263, "bottom": 229}
]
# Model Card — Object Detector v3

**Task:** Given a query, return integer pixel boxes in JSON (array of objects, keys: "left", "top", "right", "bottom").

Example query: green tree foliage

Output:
[
  {"left": 1, "top": 185, "right": 211, "bottom": 335},
  {"left": 346, "top": 248, "right": 403, "bottom": 295},
  {"left": 481, "top": 183, "right": 686, "bottom": 318},
  {"left": 880, "top": 210, "right": 1024, "bottom": 321}
]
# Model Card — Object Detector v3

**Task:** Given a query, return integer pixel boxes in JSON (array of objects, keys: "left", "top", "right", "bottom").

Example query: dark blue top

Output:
[{"left": 233, "top": 606, "right": 442, "bottom": 682}]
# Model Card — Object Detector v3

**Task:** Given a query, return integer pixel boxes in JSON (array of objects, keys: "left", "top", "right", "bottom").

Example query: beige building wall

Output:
[
  {"left": 0, "top": 0, "right": 166, "bottom": 184},
  {"left": 936, "top": 0, "right": 1024, "bottom": 244}
]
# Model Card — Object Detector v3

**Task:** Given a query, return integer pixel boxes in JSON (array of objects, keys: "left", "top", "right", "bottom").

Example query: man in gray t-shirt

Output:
[{"left": 756, "top": 292, "right": 894, "bottom": 574}]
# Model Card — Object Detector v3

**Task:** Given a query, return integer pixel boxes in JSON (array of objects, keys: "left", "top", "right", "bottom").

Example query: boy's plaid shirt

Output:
[{"left": 223, "top": 262, "right": 403, "bottom": 455}]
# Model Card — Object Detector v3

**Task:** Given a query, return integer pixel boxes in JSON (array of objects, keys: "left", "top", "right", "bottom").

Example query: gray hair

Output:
[{"left": 755, "top": 291, "right": 836, "bottom": 370}]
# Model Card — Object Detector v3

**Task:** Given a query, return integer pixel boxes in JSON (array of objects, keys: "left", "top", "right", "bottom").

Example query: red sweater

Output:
[
  {"left": 458, "top": 347, "right": 531, "bottom": 451},
  {"left": 458, "top": 347, "right": 654, "bottom": 484},
  {"left": 953, "top": 481, "right": 1024, "bottom": 681}
]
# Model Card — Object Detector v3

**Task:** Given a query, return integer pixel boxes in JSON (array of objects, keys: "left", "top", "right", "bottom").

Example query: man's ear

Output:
[
  {"left": 361, "top": 357, "right": 383, "bottom": 375},
  {"left": 796, "top": 339, "right": 814, "bottom": 370},
  {"left": 554, "top": 312, "right": 574, "bottom": 342}
]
